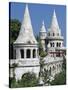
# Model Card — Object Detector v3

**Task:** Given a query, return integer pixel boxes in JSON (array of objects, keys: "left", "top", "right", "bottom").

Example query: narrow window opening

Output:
[
  {"left": 27, "top": 49, "right": 31, "bottom": 58},
  {"left": 20, "top": 49, "right": 24, "bottom": 58},
  {"left": 33, "top": 49, "right": 36, "bottom": 58}
]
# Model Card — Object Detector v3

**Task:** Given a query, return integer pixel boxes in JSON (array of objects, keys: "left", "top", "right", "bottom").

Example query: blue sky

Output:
[{"left": 10, "top": 2, "right": 66, "bottom": 46}]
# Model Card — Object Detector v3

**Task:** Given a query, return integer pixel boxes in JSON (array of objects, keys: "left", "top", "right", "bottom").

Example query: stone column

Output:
[
  {"left": 16, "top": 49, "right": 21, "bottom": 59},
  {"left": 36, "top": 49, "right": 38, "bottom": 58},
  {"left": 31, "top": 49, "right": 33, "bottom": 59}
]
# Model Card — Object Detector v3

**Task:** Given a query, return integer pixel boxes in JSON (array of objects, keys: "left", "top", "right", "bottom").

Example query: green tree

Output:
[
  {"left": 10, "top": 19, "right": 21, "bottom": 44},
  {"left": 9, "top": 77, "right": 17, "bottom": 88},
  {"left": 43, "top": 69, "right": 50, "bottom": 85},
  {"left": 37, "top": 36, "right": 48, "bottom": 85},
  {"left": 62, "top": 54, "right": 66, "bottom": 71},
  {"left": 10, "top": 72, "right": 39, "bottom": 88},
  {"left": 9, "top": 19, "right": 21, "bottom": 59},
  {"left": 50, "top": 71, "right": 66, "bottom": 85},
  {"left": 17, "top": 72, "right": 39, "bottom": 87},
  {"left": 36, "top": 35, "right": 47, "bottom": 57}
]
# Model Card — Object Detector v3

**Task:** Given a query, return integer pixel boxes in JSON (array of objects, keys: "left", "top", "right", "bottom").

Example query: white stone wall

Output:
[
  {"left": 14, "top": 66, "right": 40, "bottom": 80},
  {"left": 10, "top": 58, "right": 40, "bottom": 81},
  {"left": 44, "top": 61, "right": 63, "bottom": 77},
  {"left": 13, "top": 44, "right": 39, "bottom": 60}
]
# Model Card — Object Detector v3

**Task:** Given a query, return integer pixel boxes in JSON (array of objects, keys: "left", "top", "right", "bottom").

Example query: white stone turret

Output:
[
  {"left": 51, "top": 10, "right": 59, "bottom": 30},
  {"left": 40, "top": 21, "right": 47, "bottom": 39},
  {"left": 47, "top": 10, "right": 64, "bottom": 57},
  {"left": 40, "top": 21, "right": 47, "bottom": 51},
  {"left": 48, "top": 10, "right": 61, "bottom": 37},
  {"left": 13, "top": 4, "right": 39, "bottom": 60},
  {"left": 14, "top": 4, "right": 37, "bottom": 44},
  {"left": 11, "top": 4, "right": 40, "bottom": 80}
]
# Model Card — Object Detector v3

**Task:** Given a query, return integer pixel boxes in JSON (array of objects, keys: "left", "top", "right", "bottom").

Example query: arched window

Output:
[
  {"left": 20, "top": 49, "right": 24, "bottom": 58},
  {"left": 33, "top": 49, "right": 36, "bottom": 58},
  {"left": 50, "top": 43, "right": 52, "bottom": 47},
  {"left": 57, "top": 42, "right": 58, "bottom": 47},
  {"left": 27, "top": 49, "right": 31, "bottom": 58},
  {"left": 53, "top": 33, "right": 55, "bottom": 36},
  {"left": 53, "top": 42, "right": 54, "bottom": 47}
]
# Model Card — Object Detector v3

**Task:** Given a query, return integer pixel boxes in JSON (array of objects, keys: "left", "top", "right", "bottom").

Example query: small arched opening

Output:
[
  {"left": 33, "top": 49, "right": 36, "bottom": 58},
  {"left": 20, "top": 49, "right": 24, "bottom": 58},
  {"left": 53, "top": 33, "right": 55, "bottom": 36},
  {"left": 57, "top": 42, "right": 58, "bottom": 47},
  {"left": 53, "top": 42, "right": 54, "bottom": 47},
  {"left": 26, "top": 49, "right": 31, "bottom": 58}
]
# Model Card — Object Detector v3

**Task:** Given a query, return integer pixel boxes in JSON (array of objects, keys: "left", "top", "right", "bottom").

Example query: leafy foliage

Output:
[
  {"left": 36, "top": 35, "right": 47, "bottom": 57},
  {"left": 10, "top": 19, "right": 21, "bottom": 44},
  {"left": 9, "top": 77, "right": 17, "bottom": 88},
  {"left": 10, "top": 19, "right": 21, "bottom": 59},
  {"left": 62, "top": 55, "right": 66, "bottom": 71},
  {"left": 50, "top": 55, "right": 66, "bottom": 85},
  {"left": 43, "top": 69, "right": 50, "bottom": 84},
  {"left": 50, "top": 71, "right": 66, "bottom": 85},
  {"left": 10, "top": 72, "right": 39, "bottom": 88},
  {"left": 18, "top": 72, "right": 39, "bottom": 87}
]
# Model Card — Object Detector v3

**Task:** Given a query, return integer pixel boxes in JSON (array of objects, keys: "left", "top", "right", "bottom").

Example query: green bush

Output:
[
  {"left": 50, "top": 71, "right": 66, "bottom": 85},
  {"left": 9, "top": 77, "right": 17, "bottom": 88},
  {"left": 18, "top": 72, "right": 39, "bottom": 87},
  {"left": 40, "top": 51, "right": 47, "bottom": 57},
  {"left": 10, "top": 72, "right": 39, "bottom": 88}
]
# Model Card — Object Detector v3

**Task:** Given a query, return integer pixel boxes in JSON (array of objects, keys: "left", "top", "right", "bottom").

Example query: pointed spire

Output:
[
  {"left": 14, "top": 4, "right": 37, "bottom": 44},
  {"left": 42, "top": 20, "right": 45, "bottom": 25},
  {"left": 51, "top": 10, "right": 59, "bottom": 29},
  {"left": 53, "top": 9, "right": 56, "bottom": 18},
  {"left": 21, "top": 4, "right": 33, "bottom": 31},
  {"left": 40, "top": 20, "right": 46, "bottom": 32}
]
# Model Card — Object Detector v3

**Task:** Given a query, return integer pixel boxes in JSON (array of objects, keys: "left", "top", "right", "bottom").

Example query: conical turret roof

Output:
[
  {"left": 48, "top": 10, "right": 61, "bottom": 36},
  {"left": 40, "top": 21, "right": 46, "bottom": 32},
  {"left": 51, "top": 10, "right": 59, "bottom": 30},
  {"left": 14, "top": 4, "right": 37, "bottom": 44}
]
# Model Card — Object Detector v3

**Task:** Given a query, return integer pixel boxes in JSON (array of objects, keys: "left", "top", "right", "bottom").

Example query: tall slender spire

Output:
[
  {"left": 20, "top": 4, "right": 33, "bottom": 31},
  {"left": 40, "top": 20, "right": 47, "bottom": 39},
  {"left": 14, "top": 4, "right": 37, "bottom": 44},
  {"left": 40, "top": 21, "right": 46, "bottom": 32},
  {"left": 51, "top": 10, "right": 59, "bottom": 30}
]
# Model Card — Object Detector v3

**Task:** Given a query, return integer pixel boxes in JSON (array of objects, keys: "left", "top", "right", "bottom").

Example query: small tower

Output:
[
  {"left": 47, "top": 10, "right": 62, "bottom": 38},
  {"left": 12, "top": 4, "right": 40, "bottom": 80},
  {"left": 47, "top": 10, "right": 64, "bottom": 57},
  {"left": 39, "top": 21, "right": 47, "bottom": 51},
  {"left": 14, "top": 4, "right": 38, "bottom": 59}
]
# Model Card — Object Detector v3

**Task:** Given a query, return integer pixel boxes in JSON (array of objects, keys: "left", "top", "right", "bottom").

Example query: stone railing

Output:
[
  {"left": 44, "top": 56, "right": 63, "bottom": 64},
  {"left": 10, "top": 59, "right": 40, "bottom": 67}
]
